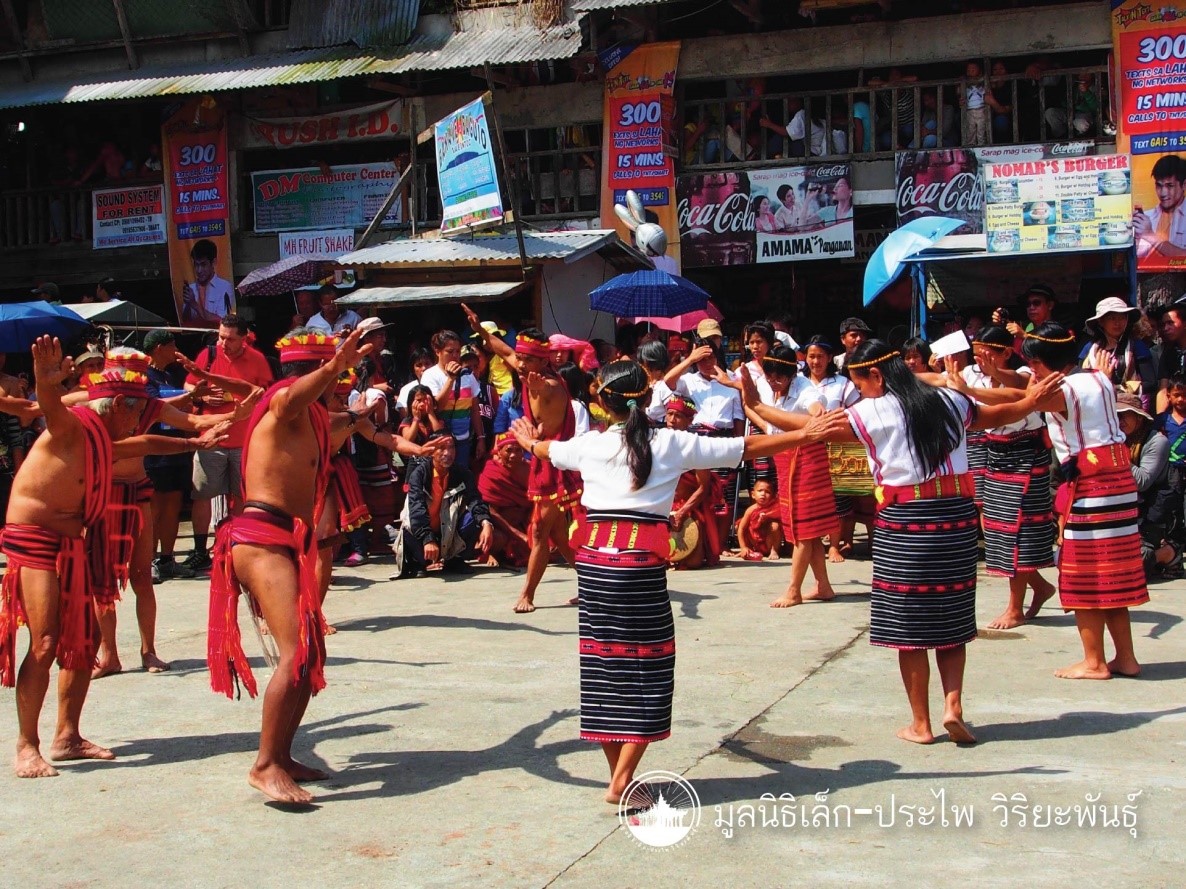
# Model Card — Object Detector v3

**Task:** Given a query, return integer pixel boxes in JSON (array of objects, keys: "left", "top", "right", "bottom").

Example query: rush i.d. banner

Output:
[
  {"left": 162, "top": 97, "right": 235, "bottom": 327},
  {"left": 600, "top": 42, "right": 681, "bottom": 271},
  {"left": 1112, "top": 1, "right": 1186, "bottom": 269}
]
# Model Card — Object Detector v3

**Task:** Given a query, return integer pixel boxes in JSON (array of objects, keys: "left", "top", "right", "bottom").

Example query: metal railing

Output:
[
  {"left": 681, "top": 64, "right": 1113, "bottom": 168},
  {"left": 0, "top": 185, "right": 93, "bottom": 249}
]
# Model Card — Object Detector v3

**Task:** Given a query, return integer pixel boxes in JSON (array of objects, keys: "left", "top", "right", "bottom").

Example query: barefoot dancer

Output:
[
  {"left": 465, "top": 305, "right": 578, "bottom": 613},
  {"left": 957, "top": 327, "right": 1056, "bottom": 628},
  {"left": 84, "top": 347, "right": 258, "bottom": 678},
  {"left": 806, "top": 341, "right": 1053, "bottom": 744},
  {"left": 510, "top": 360, "right": 827, "bottom": 803},
  {"left": 738, "top": 346, "right": 839, "bottom": 606},
  {"left": 207, "top": 328, "right": 371, "bottom": 805},
  {"left": 1, "top": 343, "right": 225, "bottom": 778},
  {"left": 1018, "top": 323, "right": 1150, "bottom": 680}
]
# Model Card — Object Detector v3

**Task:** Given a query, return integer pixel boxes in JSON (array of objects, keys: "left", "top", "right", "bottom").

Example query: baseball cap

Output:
[
  {"left": 31, "top": 282, "right": 60, "bottom": 299},
  {"left": 696, "top": 319, "right": 723, "bottom": 339},
  {"left": 459, "top": 344, "right": 479, "bottom": 360},
  {"left": 471, "top": 320, "right": 506, "bottom": 339},
  {"left": 839, "top": 317, "right": 872, "bottom": 335},
  {"left": 1024, "top": 283, "right": 1056, "bottom": 302},
  {"left": 142, "top": 329, "right": 176, "bottom": 352}
]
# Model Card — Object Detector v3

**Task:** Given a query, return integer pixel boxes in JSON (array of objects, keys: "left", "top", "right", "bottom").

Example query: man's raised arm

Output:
[{"left": 30, "top": 336, "right": 79, "bottom": 437}]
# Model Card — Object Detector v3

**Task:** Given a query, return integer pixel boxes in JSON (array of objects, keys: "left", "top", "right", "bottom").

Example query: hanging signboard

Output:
[
  {"left": 895, "top": 149, "right": 983, "bottom": 233},
  {"left": 237, "top": 100, "right": 405, "bottom": 150},
  {"left": 161, "top": 98, "right": 234, "bottom": 327},
  {"left": 92, "top": 184, "right": 167, "bottom": 250},
  {"left": 433, "top": 97, "right": 504, "bottom": 233},
  {"left": 983, "top": 154, "right": 1134, "bottom": 253},
  {"left": 1111, "top": 1, "right": 1186, "bottom": 270},
  {"left": 252, "top": 163, "right": 405, "bottom": 233},
  {"left": 278, "top": 228, "right": 355, "bottom": 258},
  {"left": 677, "top": 163, "right": 854, "bottom": 267}
]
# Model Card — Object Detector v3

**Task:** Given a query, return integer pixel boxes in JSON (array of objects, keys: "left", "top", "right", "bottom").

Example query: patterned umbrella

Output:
[
  {"left": 236, "top": 254, "right": 338, "bottom": 298},
  {"left": 0, "top": 301, "right": 87, "bottom": 352},
  {"left": 631, "top": 299, "right": 723, "bottom": 332},
  {"left": 589, "top": 270, "right": 711, "bottom": 318}
]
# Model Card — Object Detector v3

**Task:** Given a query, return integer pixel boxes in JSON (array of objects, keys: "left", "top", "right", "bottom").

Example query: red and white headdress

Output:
[
  {"left": 85, "top": 368, "right": 149, "bottom": 400},
  {"left": 276, "top": 332, "right": 338, "bottom": 363}
]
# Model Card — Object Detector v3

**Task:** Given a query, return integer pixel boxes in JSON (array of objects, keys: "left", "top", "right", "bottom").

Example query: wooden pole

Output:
[
  {"left": 481, "top": 69, "right": 528, "bottom": 273},
  {"left": 356, "top": 162, "right": 415, "bottom": 250}
]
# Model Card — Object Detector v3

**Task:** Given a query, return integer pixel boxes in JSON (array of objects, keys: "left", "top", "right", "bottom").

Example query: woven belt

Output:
[{"left": 875, "top": 472, "right": 976, "bottom": 510}]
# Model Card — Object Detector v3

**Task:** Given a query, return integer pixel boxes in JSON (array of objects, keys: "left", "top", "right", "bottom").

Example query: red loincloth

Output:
[
  {"left": 672, "top": 470, "right": 723, "bottom": 566},
  {"left": 90, "top": 477, "right": 152, "bottom": 611},
  {"left": 0, "top": 524, "right": 92, "bottom": 686},
  {"left": 522, "top": 374, "right": 582, "bottom": 510},
  {"left": 478, "top": 457, "right": 532, "bottom": 566},
  {"left": 330, "top": 453, "right": 371, "bottom": 533},
  {"left": 774, "top": 442, "right": 840, "bottom": 544},
  {"left": 207, "top": 380, "right": 331, "bottom": 699}
]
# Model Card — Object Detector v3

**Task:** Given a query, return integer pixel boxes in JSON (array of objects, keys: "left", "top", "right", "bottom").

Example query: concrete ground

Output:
[{"left": 0, "top": 542, "right": 1183, "bottom": 888}]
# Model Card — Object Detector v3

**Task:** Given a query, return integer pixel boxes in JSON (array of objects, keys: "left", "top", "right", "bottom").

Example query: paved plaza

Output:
[{"left": 0, "top": 546, "right": 1183, "bottom": 888}]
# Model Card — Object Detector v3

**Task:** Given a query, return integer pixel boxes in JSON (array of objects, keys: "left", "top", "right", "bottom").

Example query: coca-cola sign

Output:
[
  {"left": 894, "top": 149, "right": 983, "bottom": 234},
  {"left": 677, "top": 163, "right": 855, "bottom": 266}
]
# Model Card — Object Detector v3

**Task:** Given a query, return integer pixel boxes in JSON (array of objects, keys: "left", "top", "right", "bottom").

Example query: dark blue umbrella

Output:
[
  {"left": 0, "top": 301, "right": 87, "bottom": 353},
  {"left": 590, "top": 270, "right": 711, "bottom": 318}
]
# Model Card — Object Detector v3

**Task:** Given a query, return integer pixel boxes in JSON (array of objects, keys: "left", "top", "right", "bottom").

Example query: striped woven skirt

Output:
[
  {"left": 575, "top": 547, "right": 674, "bottom": 743},
  {"left": 982, "top": 432, "right": 1055, "bottom": 577},
  {"left": 1059, "top": 467, "right": 1150, "bottom": 610},
  {"left": 774, "top": 443, "right": 840, "bottom": 544},
  {"left": 966, "top": 431, "right": 988, "bottom": 504},
  {"left": 870, "top": 497, "right": 979, "bottom": 650}
]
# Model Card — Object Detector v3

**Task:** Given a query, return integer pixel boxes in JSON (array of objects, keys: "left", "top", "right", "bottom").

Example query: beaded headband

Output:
[
  {"left": 971, "top": 339, "right": 1009, "bottom": 350},
  {"left": 762, "top": 355, "right": 799, "bottom": 369},
  {"left": 85, "top": 368, "right": 148, "bottom": 400},
  {"left": 846, "top": 351, "right": 900, "bottom": 371},
  {"left": 105, "top": 349, "right": 150, "bottom": 375},
  {"left": 334, "top": 368, "right": 358, "bottom": 397},
  {"left": 276, "top": 332, "right": 338, "bottom": 363},
  {"left": 514, "top": 335, "right": 550, "bottom": 360},
  {"left": 1022, "top": 331, "right": 1076, "bottom": 344}
]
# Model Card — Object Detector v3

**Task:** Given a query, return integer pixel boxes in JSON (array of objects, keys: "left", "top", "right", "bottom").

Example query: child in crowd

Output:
[
  {"left": 399, "top": 385, "right": 443, "bottom": 445},
  {"left": 737, "top": 479, "right": 782, "bottom": 561},
  {"left": 961, "top": 60, "right": 989, "bottom": 146},
  {"left": 1154, "top": 372, "right": 1186, "bottom": 538}
]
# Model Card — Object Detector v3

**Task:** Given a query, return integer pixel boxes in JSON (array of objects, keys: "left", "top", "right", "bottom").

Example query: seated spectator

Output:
[
  {"left": 398, "top": 385, "right": 444, "bottom": 445},
  {"left": 1119, "top": 390, "right": 1179, "bottom": 577},
  {"left": 396, "top": 347, "right": 435, "bottom": 421},
  {"left": 1153, "top": 372, "right": 1186, "bottom": 540},
  {"left": 477, "top": 434, "right": 532, "bottom": 568},
  {"left": 737, "top": 479, "right": 782, "bottom": 561},
  {"left": 1080, "top": 296, "right": 1156, "bottom": 409},
  {"left": 391, "top": 431, "right": 494, "bottom": 578}
]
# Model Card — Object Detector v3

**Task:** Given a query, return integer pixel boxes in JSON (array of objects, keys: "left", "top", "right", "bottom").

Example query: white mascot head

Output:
[{"left": 613, "top": 189, "right": 668, "bottom": 259}]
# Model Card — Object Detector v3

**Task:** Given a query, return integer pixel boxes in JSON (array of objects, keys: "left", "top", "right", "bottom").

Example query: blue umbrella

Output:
[
  {"left": 590, "top": 270, "right": 711, "bottom": 318},
  {"left": 0, "top": 301, "right": 87, "bottom": 353},
  {"left": 862, "top": 216, "right": 966, "bottom": 307}
]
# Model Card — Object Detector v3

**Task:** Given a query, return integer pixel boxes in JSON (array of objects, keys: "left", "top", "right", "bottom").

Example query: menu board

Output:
[{"left": 982, "top": 154, "right": 1133, "bottom": 253}]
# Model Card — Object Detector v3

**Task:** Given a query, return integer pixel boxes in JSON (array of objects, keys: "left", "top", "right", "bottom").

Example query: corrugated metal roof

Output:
[
  {"left": 336, "top": 281, "right": 525, "bottom": 308},
  {"left": 337, "top": 230, "right": 648, "bottom": 268},
  {"left": 41, "top": 0, "right": 253, "bottom": 43},
  {"left": 286, "top": 0, "right": 419, "bottom": 50},
  {"left": 0, "top": 25, "right": 582, "bottom": 110},
  {"left": 571, "top": 0, "right": 686, "bottom": 10}
]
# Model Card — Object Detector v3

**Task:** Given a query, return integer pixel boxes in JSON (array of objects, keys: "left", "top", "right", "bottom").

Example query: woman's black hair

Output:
[
  {"left": 430, "top": 329, "right": 462, "bottom": 353},
  {"left": 557, "top": 362, "right": 591, "bottom": 406},
  {"left": 901, "top": 336, "right": 933, "bottom": 365},
  {"left": 1088, "top": 302, "right": 1136, "bottom": 350},
  {"left": 597, "top": 360, "right": 653, "bottom": 490},
  {"left": 636, "top": 340, "right": 669, "bottom": 373},
  {"left": 1019, "top": 321, "right": 1079, "bottom": 371},
  {"left": 762, "top": 344, "right": 799, "bottom": 379},
  {"left": 972, "top": 324, "right": 1023, "bottom": 369},
  {"left": 508, "top": 369, "right": 522, "bottom": 410},
  {"left": 804, "top": 335, "right": 837, "bottom": 377},
  {"left": 406, "top": 384, "right": 433, "bottom": 412},
  {"left": 743, "top": 321, "right": 776, "bottom": 354},
  {"left": 847, "top": 339, "right": 963, "bottom": 479}
]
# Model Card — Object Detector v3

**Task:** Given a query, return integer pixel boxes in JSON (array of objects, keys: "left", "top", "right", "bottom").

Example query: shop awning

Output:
[
  {"left": 336, "top": 230, "right": 652, "bottom": 272},
  {"left": 0, "top": 24, "right": 582, "bottom": 110},
  {"left": 336, "top": 281, "right": 525, "bottom": 308},
  {"left": 66, "top": 298, "right": 170, "bottom": 328}
]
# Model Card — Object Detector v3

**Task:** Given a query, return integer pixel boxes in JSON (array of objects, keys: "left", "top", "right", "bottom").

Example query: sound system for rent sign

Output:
[{"left": 92, "top": 184, "right": 166, "bottom": 249}]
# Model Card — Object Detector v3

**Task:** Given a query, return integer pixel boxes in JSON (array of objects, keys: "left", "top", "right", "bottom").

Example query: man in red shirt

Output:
[{"left": 182, "top": 315, "right": 274, "bottom": 570}]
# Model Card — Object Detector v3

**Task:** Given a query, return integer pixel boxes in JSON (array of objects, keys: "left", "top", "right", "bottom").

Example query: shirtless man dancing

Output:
[
  {"left": 463, "top": 305, "right": 578, "bottom": 613},
  {"left": 1, "top": 338, "right": 224, "bottom": 777},
  {"left": 207, "top": 328, "right": 373, "bottom": 805}
]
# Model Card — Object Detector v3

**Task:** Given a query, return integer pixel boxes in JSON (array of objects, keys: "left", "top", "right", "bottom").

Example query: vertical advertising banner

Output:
[
  {"left": 434, "top": 97, "right": 504, "bottom": 234},
  {"left": 600, "top": 42, "right": 681, "bottom": 271},
  {"left": 1112, "top": 2, "right": 1186, "bottom": 270},
  {"left": 162, "top": 98, "right": 234, "bottom": 327}
]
